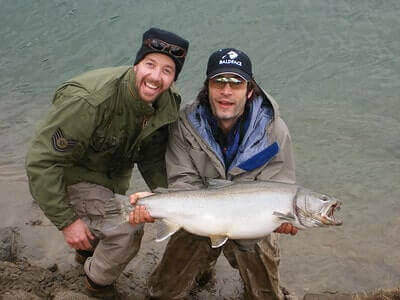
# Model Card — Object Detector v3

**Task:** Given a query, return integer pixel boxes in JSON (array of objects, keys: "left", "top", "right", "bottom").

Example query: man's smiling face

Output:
[
  {"left": 208, "top": 74, "right": 253, "bottom": 133},
  {"left": 133, "top": 52, "right": 176, "bottom": 103}
]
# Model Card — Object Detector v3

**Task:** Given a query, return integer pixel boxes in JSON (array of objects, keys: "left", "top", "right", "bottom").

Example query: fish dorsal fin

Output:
[
  {"left": 210, "top": 235, "right": 228, "bottom": 248},
  {"left": 272, "top": 211, "right": 296, "bottom": 221},
  {"left": 155, "top": 220, "right": 181, "bottom": 242},
  {"left": 205, "top": 179, "right": 235, "bottom": 189}
]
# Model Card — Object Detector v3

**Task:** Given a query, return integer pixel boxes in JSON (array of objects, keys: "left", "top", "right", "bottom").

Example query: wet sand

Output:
[
  {"left": 1, "top": 178, "right": 400, "bottom": 299},
  {"left": 1, "top": 0, "right": 400, "bottom": 298},
  {"left": 0, "top": 179, "right": 244, "bottom": 299}
]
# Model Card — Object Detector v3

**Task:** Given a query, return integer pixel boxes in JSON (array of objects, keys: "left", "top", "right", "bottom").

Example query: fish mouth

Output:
[{"left": 321, "top": 201, "right": 342, "bottom": 226}]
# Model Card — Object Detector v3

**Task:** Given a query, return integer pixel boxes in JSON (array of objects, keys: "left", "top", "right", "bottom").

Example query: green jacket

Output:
[{"left": 26, "top": 66, "right": 181, "bottom": 230}]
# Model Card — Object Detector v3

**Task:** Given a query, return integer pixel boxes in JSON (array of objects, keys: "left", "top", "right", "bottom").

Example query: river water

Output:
[{"left": 1, "top": 0, "right": 399, "bottom": 297}]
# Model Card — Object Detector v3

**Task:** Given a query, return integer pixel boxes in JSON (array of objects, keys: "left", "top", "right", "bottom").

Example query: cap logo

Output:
[
  {"left": 222, "top": 51, "right": 238, "bottom": 60},
  {"left": 219, "top": 50, "right": 242, "bottom": 67}
]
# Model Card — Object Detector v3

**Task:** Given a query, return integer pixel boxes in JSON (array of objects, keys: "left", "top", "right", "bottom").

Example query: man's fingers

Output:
[
  {"left": 130, "top": 206, "right": 141, "bottom": 224},
  {"left": 283, "top": 223, "right": 291, "bottom": 234},
  {"left": 69, "top": 236, "right": 91, "bottom": 251},
  {"left": 68, "top": 240, "right": 83, "bottom": 250},
  {"left": 86, "top": 228, "right": 95, "bottom": 240},
  {"left": 144, "top": 211, "right": 155, "bottom": 222},
  {"left": 129, "top": 211, "right": 133, "bottom": 224},
  {"left": 281, "top": 223, "right": 298, "bottom": 235},
  {"left": 276, "top": 223, "right": 286, "bottom": 233},
  {"left": 66, "top": 232, "right": 94, "bottom": 250},
  {"left": 128, "top": 192, "right": 155, "bottom": 224},
  {"left": 285, "top": 224, "right": 293, "bottom": 234},
  {"left": 274, "top": 223, "right": 298, "bottom": 235},
  {"left": 145, "top": 215, "right": 155, "bottom": 222},
  {"left": 128, "top": 205, "right": 154, "bottom": 225},
  {"left": 291, "top": 226, "right": 298, "bottom": 235},
  {"left": 135, "top": 207, "right": 141, "bottom": 224},
  {"left": 141, "top": 206, "right": 155, "bottom": 222},
  {"left": 130, "top": 192, "right": 154, "bottom": 205},
  {"left": 82, "top": 237, "right": 93, "bottom": 250},
  {"left": 67, "top": 241, "right": 78, "bottom": 249},
  {"left": 128, "top": 207, "right": 140, "bottom": 225},
  {"left": 130, "top": 194, "right": 139, "bottom": 205}
]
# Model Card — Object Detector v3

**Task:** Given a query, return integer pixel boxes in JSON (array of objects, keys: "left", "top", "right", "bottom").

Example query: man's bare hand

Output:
[
  {"left": 274, "top": 222, "right": 298, "bottom": 235},
  {"left": 62, "top": 218, "right": 95, "bottom": 250},
  {"left": 129, "top": 192, "right": 155, "bottom": 225}
]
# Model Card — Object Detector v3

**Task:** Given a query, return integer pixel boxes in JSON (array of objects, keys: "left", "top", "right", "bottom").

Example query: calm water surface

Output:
[{"left": 1, "top": 0, "right": 399, "bottom": 296}]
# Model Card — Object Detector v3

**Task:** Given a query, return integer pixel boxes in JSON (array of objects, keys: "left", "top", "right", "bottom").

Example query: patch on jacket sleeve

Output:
[
  {"left": 51, "top": 128, "right": 77, "bottom": 152},
  {"left": 237, "top": 142, "right": 279, "bottom": 171}
]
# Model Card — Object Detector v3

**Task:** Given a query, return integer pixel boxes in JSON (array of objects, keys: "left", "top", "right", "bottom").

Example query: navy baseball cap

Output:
[{"left": 206, "top": 48, "right": 253, "bottom": 81}]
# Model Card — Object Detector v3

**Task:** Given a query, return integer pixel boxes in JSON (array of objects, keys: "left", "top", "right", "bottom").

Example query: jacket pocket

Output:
[
  {"left": 67, "top": 182, "right": 113, "bottom": 217},
  {"left": 90, "top": 132, "right": 119, "bottom": 153}
]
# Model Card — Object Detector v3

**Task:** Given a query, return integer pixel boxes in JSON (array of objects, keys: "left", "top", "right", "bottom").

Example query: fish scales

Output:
[{"left": 115, "top": 180, "right": 342, "bottom": 248}]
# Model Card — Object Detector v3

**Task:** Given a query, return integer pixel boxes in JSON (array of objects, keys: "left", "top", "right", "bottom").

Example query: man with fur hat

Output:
[
  {"left": 131, "top": 48, "right": 297, "bottom": 299},
  {"left": 25, "top": 27, "right": 189, "bottom": 297}
]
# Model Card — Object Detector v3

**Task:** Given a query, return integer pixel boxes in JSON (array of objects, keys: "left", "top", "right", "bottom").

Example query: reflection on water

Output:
[{"left": 0, "top": 0, "right": 399, "bottom": 297}]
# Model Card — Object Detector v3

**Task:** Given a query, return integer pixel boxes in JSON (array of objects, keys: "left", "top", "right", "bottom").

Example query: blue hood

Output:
[{"left": 187, "top": 96, "right": 279, "bottom": 173}]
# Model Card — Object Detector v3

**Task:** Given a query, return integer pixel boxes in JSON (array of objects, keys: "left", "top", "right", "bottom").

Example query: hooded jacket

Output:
[
  {"left": 165, "top": 89, "right": 295, "bottom": 190},
  {"left": 26, "top": 66, "right": 181, "bottom": 229}
]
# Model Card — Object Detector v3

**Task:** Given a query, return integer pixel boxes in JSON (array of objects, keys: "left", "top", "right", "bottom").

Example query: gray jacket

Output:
[{"left": 165, "top": 89, "right": 296, "bottom": 190}]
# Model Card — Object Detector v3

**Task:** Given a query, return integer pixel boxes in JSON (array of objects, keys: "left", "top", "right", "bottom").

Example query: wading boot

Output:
[
  {"left": 84, "top": 275, "right": 119, "bottom": 299},
  {"left": 196, "top": 269, "right": 215, "bottom": 287}
]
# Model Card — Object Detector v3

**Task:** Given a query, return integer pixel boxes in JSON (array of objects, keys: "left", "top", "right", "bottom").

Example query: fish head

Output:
[{"left": 295, "top": 190, "right": 342, "bottom": 228}]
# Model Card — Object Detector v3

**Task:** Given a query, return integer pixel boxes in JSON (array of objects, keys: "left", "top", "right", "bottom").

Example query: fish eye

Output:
[{"left": 320, "top": 195, "right": 329, "bottom": 201}]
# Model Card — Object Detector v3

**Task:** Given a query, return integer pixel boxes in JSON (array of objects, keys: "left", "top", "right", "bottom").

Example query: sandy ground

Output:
[{"left": 1, "top": 179, "right": 400, "bottom": 299}]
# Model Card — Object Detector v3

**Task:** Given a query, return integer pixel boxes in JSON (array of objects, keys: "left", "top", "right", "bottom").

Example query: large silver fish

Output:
[{"left": 115, "top": 180, "right": 342, "bottom": 248}]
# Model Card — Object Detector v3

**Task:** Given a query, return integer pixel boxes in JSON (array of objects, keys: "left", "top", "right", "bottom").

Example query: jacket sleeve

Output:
[
  {"left": 25, "top": 89, "right": 96, "bottom": 230},
  {"left": 257, "top": 117, "right": 296, "bottom": 184},
  {"left": 164, "top": 120, "right": 205, "bottom": 190}
]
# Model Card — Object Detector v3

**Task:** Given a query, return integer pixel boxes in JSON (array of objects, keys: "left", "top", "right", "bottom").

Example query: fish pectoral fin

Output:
[
  {"left": 155, "top": 220, "right": 181, "bottom": 242},
  {"left": 209, "top": 235, "right": 228, "bottom": 248},
  {"left": 272, "top": 211, "right": 296, "bottom": 221}
]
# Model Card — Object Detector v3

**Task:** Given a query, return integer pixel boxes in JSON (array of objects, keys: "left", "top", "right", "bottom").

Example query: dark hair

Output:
[{"left": 196, "top": 78, "right": 262, "bottom": 107}]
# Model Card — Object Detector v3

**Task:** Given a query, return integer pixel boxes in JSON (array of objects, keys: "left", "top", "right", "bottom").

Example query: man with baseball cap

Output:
[
  {"left": 131, "top": 48, "right": 297, "bottom": 299},
  {"left": 26, "top": 27, "right": 188, "bottom": 297}
]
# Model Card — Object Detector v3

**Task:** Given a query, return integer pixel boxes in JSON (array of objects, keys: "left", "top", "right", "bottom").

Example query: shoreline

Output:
[{"left": 1, "top": 179, "right": 399, "bottom": 299}]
